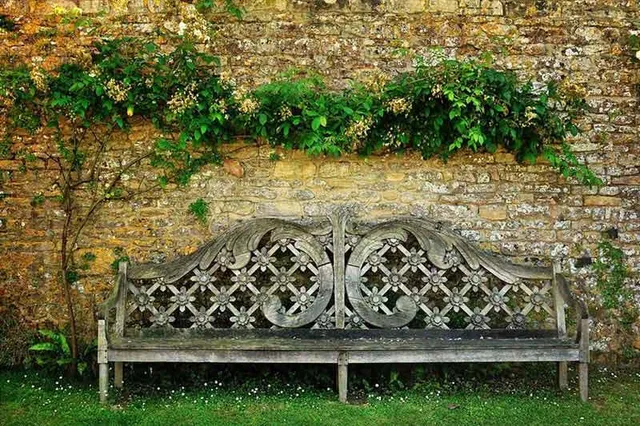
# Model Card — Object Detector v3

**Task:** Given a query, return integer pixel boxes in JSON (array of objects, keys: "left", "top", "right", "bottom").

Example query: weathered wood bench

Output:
[{"left": 98, "top": 214, "right": 589, "bottom": 402}]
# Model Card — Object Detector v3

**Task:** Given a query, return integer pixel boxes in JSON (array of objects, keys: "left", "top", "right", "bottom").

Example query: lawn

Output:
[{"left": 1, "top": 366, "right": 639, "bottom": 426}]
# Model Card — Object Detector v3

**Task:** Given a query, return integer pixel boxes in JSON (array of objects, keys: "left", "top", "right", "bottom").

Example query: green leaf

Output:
[
  {"left": 311, "top": 117, "right": 322, "bottom": 131},
  {"left": 29, "top": 342, "right": 57, "bottom": 352},
  {"left": 259, "top": 113, "right": 268, "bottom": 125}
]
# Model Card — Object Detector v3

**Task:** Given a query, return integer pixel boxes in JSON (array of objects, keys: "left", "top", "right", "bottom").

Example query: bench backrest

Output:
[{"left": 112, "top": 215, "right": 564, "bottom": 336}]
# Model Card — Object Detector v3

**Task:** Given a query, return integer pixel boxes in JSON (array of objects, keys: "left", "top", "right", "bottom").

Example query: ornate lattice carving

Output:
[
  {"left": 126, "top": 219, "right": 334, "bottom": 330},
  {"left": 344, "top": 219, "right": 556, "bottom": 330},
  {"left": 121, "top": 216, "right": 556, "bottom": 333}
]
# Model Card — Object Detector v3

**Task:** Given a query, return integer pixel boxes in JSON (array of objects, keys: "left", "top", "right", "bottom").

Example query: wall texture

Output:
[{"left": 1, "top": 0, "right": 639, "bottom": 357}]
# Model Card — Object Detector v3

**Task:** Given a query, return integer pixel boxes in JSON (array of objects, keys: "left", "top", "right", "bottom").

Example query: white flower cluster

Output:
[
  {"left": 219, "top": 71, "right": 236, "bottom": 89},
  {"left": 345, "top": 117, "right": 373, "bottom": 141},
  {"left": 167, "top": 83, "right": 198, "bottom": 116},
  {"left": 105, "top": 79, "right": 130, "bottom": 103},
  {"left": 278, "top": 105, "right": 293, "bottom": 120},
  {"left": 386, "top": 97, "right": 412, "bottom": 115},
  {"left": 29, "top": 68, "right": 48, "bottom": 92},
  {"left": 233, "top": 87, "right": 259, "bottom": 115},
  {"left": 361, "top": 70, "right": 390, "bottom": 94},
  {"left": 524, "top": 106, "right": 538, "bottom": 123},
  {"left": 173, "top": 4, "right": 214, "bottom": 45}
]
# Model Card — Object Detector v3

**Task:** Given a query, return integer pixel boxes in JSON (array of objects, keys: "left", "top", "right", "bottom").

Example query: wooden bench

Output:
[{"left": 98, "top": 214, "right": 589, "bottom": 402}]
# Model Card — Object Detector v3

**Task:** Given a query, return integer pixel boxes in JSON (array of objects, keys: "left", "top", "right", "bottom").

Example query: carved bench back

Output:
[{"left": 116, "top": 216, "right": 559, "bottom": 336}]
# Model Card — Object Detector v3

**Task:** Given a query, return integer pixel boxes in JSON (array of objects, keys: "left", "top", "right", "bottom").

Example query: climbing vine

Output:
[{"left": 1, "top": 39, "right": 601, "bottom": 186}]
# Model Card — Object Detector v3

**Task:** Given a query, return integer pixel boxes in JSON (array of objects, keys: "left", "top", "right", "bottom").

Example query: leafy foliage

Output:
[
  {"left": 189, "top": 198, "right": 210, "bottom": 224},
  {"left": 593, "top": 240, "right": 633, "bottom": 310},
  {"left": 0, "top": 39, "right": 600, "bottom": 186},
  {"left": 196, "top": 0, "right": 245, "bottom": 19},
  {"left": 28, "top": 330, "right": 94, "bottom": 375}
]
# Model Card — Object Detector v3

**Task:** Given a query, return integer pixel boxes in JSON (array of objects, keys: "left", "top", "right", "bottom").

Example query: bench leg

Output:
[
  {"left": 338, "top": 353, "right": 348, "bottom": 403},
  {"left": 99, "top": 362, "right": 108, "bottom": 404},
  {"left": 114, "top": 362, "right": 123, "bottom": 389},
  {"left": 579, "top": 362, "right": 588, "bottom": 402},
  {"left": 557, "top": 361, "right": 568, "bottom": 390}
]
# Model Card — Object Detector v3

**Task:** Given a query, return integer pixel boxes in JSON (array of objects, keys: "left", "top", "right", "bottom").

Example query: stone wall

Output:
[{"left": 1, "top": 0, "right": 639, "bottom": 356}]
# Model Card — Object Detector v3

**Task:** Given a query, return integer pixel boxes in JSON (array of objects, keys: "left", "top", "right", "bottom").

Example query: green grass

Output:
[{"left": 1, "top": 367, "right": 639, "bottom": 426}]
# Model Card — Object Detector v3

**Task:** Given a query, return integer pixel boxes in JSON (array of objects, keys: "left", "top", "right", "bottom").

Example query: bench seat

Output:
[{"left": 108, "top": 329, "right": 580, "bottom": 363}]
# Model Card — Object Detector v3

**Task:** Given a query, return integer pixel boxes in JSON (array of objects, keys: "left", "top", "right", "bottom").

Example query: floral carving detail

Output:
[
  {"left": 231, "top": 268, "right": 255, "bottom": 291},
  {"left": 484, "top": 287, "right": 509, "bottom": 312},
  {"left": 277, "top": 238, "right": 292, "bottom": 252},
  {"left": 365, "top": 287, "right": 388, "bottom": 311},
  {"left": 366, "top": 252, "right": 387, "bottom": 272},
  {"left": 215, "top": 248, "right": 235, "bottom": 271},
  {"left": 315, "top": 312, "right": 334, "bottom": 329},
  {"left": 230, "top": 307, "right": 255, "bottom": 328},
  {"left": 170, "top": 287, "right": 195, "bottom": 312},
  {"left": 346, "top": 234, "right": 360, "bottom": 248},
  {"left": 525, "top": 287, "right": 547, "bottom": 312},
  {"left": 424, "top": 307, "right": 450, "bottom": 329},
  {"left": 250, "top": 290, "right": 269, "bottom": 306},
  {"left": 443, "top": 287, "right": 468, "bottom": 312},
  {"left": 133, "top": 286, "right": 154, "bottom": 311},
  {"left": 153, "top": 277, "right": 167, "bottom": 292},
  {"left": 409, "top": 286, "right": 428, "bottom": 305},
  {"left": 507, "top": 307, "right": 527, "bottom": 329},
  {"left": 290, "top": 286, "right": 315, "bottom": 310},
  {"left": 291, "top": 253, "right": 312, "bottom": 271},
  {"left": 466, "top": 307, "right": 490, "bottom": 329},
  {"left": 385, "top": 238, "right": 401, "bottom": 252},
  {"left": 191, "top": 268, "right": 216, "bottom": 291},
  {"left": 462, "top": 269, "right": 488, "bottom": 292},
  {"left": 506, "top": 279, "right": 522, "bottom": 293},
  {"left": 211, "top": 286, "right": 236, "bottom": 312},
  {"left": 402, "top": 248, "right": 426, "bottom": 271},
  {"left": 252, "top": 248, "right": 275, "bottom": 271},
  {"left": 382, "top": 267, "right": 408, "bottom": 291},
  {"left": 443, "top": 250, "right": 462, "bottom": 270},
  {"left": 422, "top": 268, "right": 447, "bottom": 291},
  {"left": 317, "top": 234, "right": 332, "bottom": 249},
  {"left": 347, "top": 314, "right": 365, "bottom": 329},
  {"left": 271, "top": 267, "right": 295, "bottom": 291},
  {"left": 190, "top": 307, "right": 213, "bottom": 328},
  {"left": 150, "top": 307, "right": 174, "bottom": 327}
]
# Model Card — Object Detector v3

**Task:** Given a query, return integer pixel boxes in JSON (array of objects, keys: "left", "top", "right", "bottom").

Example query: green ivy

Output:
[
  {"left": 189, "top": 198, "right": 210, "bottom": 224},
  {"left": 593, "top": 240, "right": 633, "bottom": 310},
  {"left": 0, "top": 38, "right": 601, "bottom": 186}
]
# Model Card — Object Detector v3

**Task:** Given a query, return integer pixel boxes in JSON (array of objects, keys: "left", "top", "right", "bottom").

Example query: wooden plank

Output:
[
  {"left": 108, "top": 347, "right": 580, "bottom": 364},
  {"left": 97, "top": 319, "right": 108, "bottom": 364},
  {"left": 330, "top": 212, "right": 347, "bottom": 329},
  {"left": 109, "top": 350, "right": 339, "bottom": 363},
  {"left": 99, "top": 363, "right": 108, "bottom": 404},
  {"left": 125, "top": 327, "right": 560, "bottom": 341},
  {"left": 110, "top": 336, "right": 577, "bottom": 352},
  {"left": 115, "top": 262, "right": 128, "bottom": 338},
  {"left": 337, "top": 352, "right": 348, "bottom": 403},
  {"left": 552, "top": 262, "right": 567, "bottom": 338},
  {"left": 347, "top": 348, "right": 581, "bottom": 363}
]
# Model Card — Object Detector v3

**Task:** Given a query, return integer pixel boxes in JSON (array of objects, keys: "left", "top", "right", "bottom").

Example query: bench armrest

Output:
[
  {"left": 555, "top": 273, "right": 590, "bottom": 348},
  {"left": 98, "top": 263, "right": 126, "bottom": 320}
]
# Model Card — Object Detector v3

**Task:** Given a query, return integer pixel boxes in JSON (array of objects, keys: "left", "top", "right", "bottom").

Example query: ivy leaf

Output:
[{"left": 259, "top": 113, "right": 268, "bottom": 125}]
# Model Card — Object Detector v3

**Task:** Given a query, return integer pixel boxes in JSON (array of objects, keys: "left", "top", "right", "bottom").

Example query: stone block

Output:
[
  {"left": 584, "top": 196, "right": 622, "bottom": 207},
  {"left": 273, "top": 162, "right": 317, "bottom": 179},
  {"left": 428, "top": 0, "right": 458, "bottom": 13},
  {"left": 479, "top": 205, "right": 507, "bottom": 221}
]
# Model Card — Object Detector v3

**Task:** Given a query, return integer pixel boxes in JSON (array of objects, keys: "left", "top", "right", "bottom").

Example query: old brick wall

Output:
[{"left": 1, "top": 0, "right": 639, "bottom": 356}]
